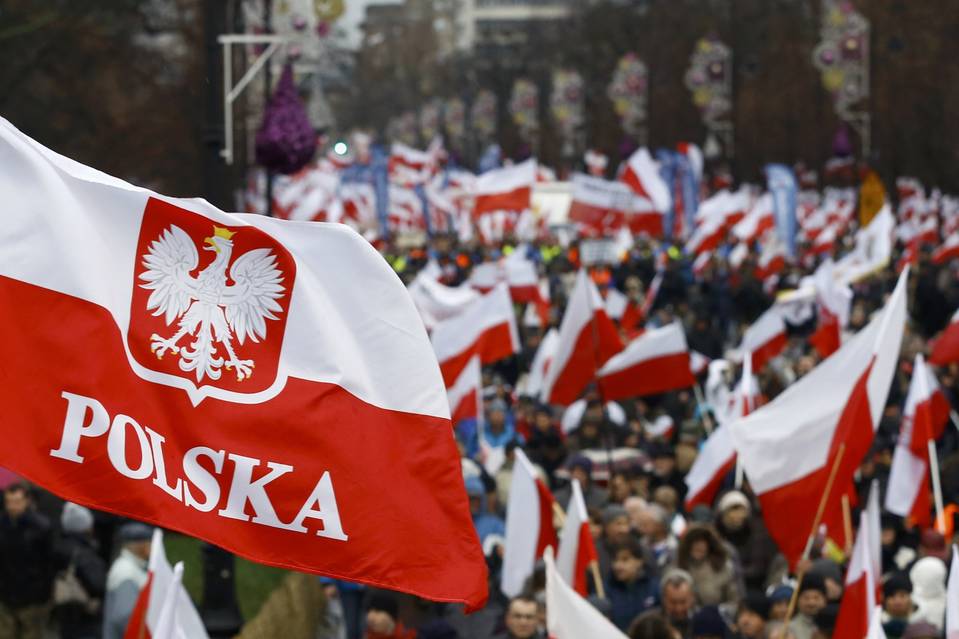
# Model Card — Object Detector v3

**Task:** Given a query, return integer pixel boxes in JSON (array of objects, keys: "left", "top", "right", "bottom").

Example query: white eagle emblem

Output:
[{"left": 138, "top": 225, "right": 285, "bottom": 383}]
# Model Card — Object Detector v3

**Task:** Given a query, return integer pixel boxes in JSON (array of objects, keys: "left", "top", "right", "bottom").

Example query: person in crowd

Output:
[
  {"left": 765, "top": 585, "right": 793, "bottom": 624},
  {"left": 805, "top": 559, "right": 843, "bottom": 603},
  {"left": 522, "top": 403, "right": 566, "bottom": 485},
  {"left": 674, "top": 525, "right": 742, "bottom": 607},
  {"left": 690, "top": 606, "right": 729, "bottom": 639},
  {"left": 464, "top": 477, "right": 504, "bottom": 548},
  {"left": 0, "top": 482, "right": 55, "bottom": 639},
  {"left": 52, "top": 502, "right": 106, "bottom": 639},
  {"left": 629, "top": 610, "right": 682, "bottom": 639},
  {"left": 713, "top": 491, "right": 781, "bottom": 592},
  {"left": 881, "top": 515, "right": 916, "bottom": 572},
  {"left": 483, "top": 398, "right": 520, "bottom": 450},
  {"left": 638, "top": 503, "right": 678, "bottom": 572},
  {"left": 647, "top": 444, "right": 687, "bottom": 502},
  {"left": 733, "top": 592, "right": 769, "bottom": 639},
  {"left": 494, "top": 596, "right": 541, "bottom": 639},
  {"left": 881, "top": 572, "right": 915, "bottom": 639},
  {"left": 652, "top": 486, "right": 686, "bottom": 537},
  {"left": 908, "top": 556, "right": 947, "bottom": 631},
  {"left": 606, "top": 537, "right": 660, "bottom": 631},
  {"left": 103, "top": 522, "right": 152, "bottom": 639},
  {"left": 596, "top": 503, "right": 635, "bottom": 575},
  {"left": 365, "top": 592, "right": 415, "bottom": 639},
  {"left": 649, "top": 568, "right": 696, "bottom": 639},
  {"left": 553, "top": 455, "right": 607, "bottom": 511},
  {"left": 786, "top": 574, "right": 827, "bottom": 639}
]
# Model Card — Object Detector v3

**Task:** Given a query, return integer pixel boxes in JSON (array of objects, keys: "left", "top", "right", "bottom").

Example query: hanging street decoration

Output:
[
  {"left": 419, "top": 99, "right": 443, "bottom": 143},
  {"left": 509, "top": 78, "right": 540, "bottom": 143},
  {"left": 685, "top": 36, "right": 734, "bottom": 158},
  {"left": 471, "top": 89, "right": 498, "bottom": 144},
  {"left": 607, "top": 53, "right": 649, "bottom": 144},
  {"left": 550, "top": 69, "right": 585, "bottom": 157},
  {"left": 812, "top": 0, "right": 871, "bottom": 159},
  {"left": 445, "top": 97, "right": 466, "bottom": 148}
]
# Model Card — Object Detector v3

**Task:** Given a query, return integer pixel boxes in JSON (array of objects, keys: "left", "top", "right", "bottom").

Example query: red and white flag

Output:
[
  {"left": 540, "top": 270, "right": 623, "bottom": 406},
  {"left": 732, "top": 193, "right": 775, "bottom": 243},
  {"left": 740, "top": 307, "right": 787, "bottom": 371},
  {"left": 885, "top": 354, "right": 950, "bottom": 528},
  {"left": 447, "top": 356, "right": 483, "bottom": 425},
  {"left": 408, "top": 273, "right": 481, "bottom": 330},
  {"left": 556, "top": 479, "right": 599, "bottom": 597},
  {"left": 729, "top": 270, "right": 907, "bottom": 566},
  {"left": 150, "top": 561, "right": 184, "bottom": 639},
  {"left": 474, "top": 160, "right": 536, "bottom": 217},
  {"left": 124, "top": 529, "right": 207, "bottom": 639},
  {"left": 0, "top": 119, "right": 487, "bottom": 609},
  {"left": 545, "top": 547, "right": 627, "bottom": 639},
  {"left": 502, "top": 449, "right": 557, "bottom": 597},
  {"left": 524, "top": 328, "right": 559, "bottom": 399},
  {"left": 930, "top": 309, "right": 959, "bottom": 366},
  {"left": 597, "top": 322, "right": 695, "bottom": 401},
  {"left": 568, "top": 173, "right": 662, "bottom": 237},
  {"left": 947, "top": 545, "right": 959, "bottom": 639},
  {"left": 431, "top": 282, "right": 520, "bottom": 386},
  {"left": 689, "top": 350, "right": 711, "bottom": 376},
  {"left": 808, "top": 260, "right": 853, "bottom": 359},
  {"left": 835, "top": 484, "right": 882, "bottom": 639},
  {"left": 933, "top": 234, "right": 959, "bottom": 264},
  {"left": 754, "top": 238, "right": 786, "bottom": 281},
  {"left": 620, "top": 148, "right": 671, "bottom": 214}
]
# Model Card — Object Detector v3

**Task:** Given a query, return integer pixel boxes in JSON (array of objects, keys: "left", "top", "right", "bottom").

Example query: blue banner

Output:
[
  {"left": 765, "top": 164, "right": 798, "bottom": 258},
  {"left": 655, "top": 149, "right": 679, "bottom": 240}
]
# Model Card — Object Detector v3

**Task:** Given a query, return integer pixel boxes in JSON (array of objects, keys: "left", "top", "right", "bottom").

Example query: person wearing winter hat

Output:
[
  {"left": 787, "top": 573, "right": 827, "bottom": 639},
  {"left": 365, "top": 592, "right": 415, "bottom": 639},
  {"left": 908, "top": 557, "right": 946, "bottom": 632},
  {"left": 766, "top": 585, "right": 794, "bottom": 623},
  {"left": 882, "top": 572, "right": 914, "bottom": 639},
  {"left": 103, "top": 522, "right": 153, "bottom": 639},
  {"left": 806, "top": 559, "right": 843, "bottom": 603},
  {"left": 53, "top": 503, "right": 106, "bottom": 639},
  {"left": 735, "top": 591, "right": 769, "bottom": 639},
  {"left": 714, "top": 491, "right": 780, "bottom": 592},
  {"left": 691, "top": 605, "right": 729, "bottom": 639}
]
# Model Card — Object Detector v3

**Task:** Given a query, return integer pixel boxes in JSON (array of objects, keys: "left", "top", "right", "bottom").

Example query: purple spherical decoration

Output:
[
  {"left": 291, "top": 14, "right": 308, "bottom": 31},
  {"left": 832, "top": 124, "right": 853, "bottom": 158},
  {"left": 255, "top": 64, "right": 317, "bottom": 175},
  {"left": 316, "top": 21, "right": 330, "bottom": 38},
  {"left": 820, "top": 49, "right": 836, "bottom": 65},
  {"left": 287, "top": 44, "right": 303, "bottom": 61}
]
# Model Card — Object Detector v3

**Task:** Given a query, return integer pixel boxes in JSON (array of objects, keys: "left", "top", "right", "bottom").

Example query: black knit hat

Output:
[
  {"left": 368, "top": 592, "right": 399, "bottom": 620},
  {"left": 882, "top": 572, "right": 913, "bottom": 598},
  {"left": 738, "top": 591, "right": 770, "bottom": 620},
  {"left": 798, "top": 572, "right": 827, "bottom": 596}
]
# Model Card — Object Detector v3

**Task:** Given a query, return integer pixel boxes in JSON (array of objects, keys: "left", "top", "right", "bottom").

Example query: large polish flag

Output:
[
  {"left": 885, "top": 354, "right": 950, "bottom": 528},
  {"left": 835, "top": 484, "right": 882, "bottom": 639},
  {"left": 545, "top": 548, "right": 627, "bottom": 639},
  {"left": 431, "top": 282, "right": 520, "bottom": 386},
  {"left": 596, "top": 322, "right": 695, "bottom": 401},
  {"left": 729, "top": 270, "right": 907, "bottom": 567},
  {"left": 124, "top": 529, "right": 208, "bottom": 639},
  {"left": 447, "top": 356, "right": 483, "bottom": 425},
  {"left": 502, "top": 449, "right": 558, "bottom": 597},
  {"left": 929, "top": 309, "right": 959, "bottom": 366},
  {"left": 620, "top": 148, "right": 671, "bottom": 214},
  {"left": 0, "top": 119, "right": 487, "bottom": 610},
  {"left": 740, "top": 307, "right": 787, "bottom": 371},
  {"left": 556, "top": 479, "right": 599, "bottom": 597},
  {"left": 568, "top": 173, "right": 662, "bottom": 237},
  {"left": 524, "top": 328, "right": 560, "bottom": 399},
  {"left": 540, "top": 270, "right": 624, "bottom": 406},
  {"left": 474, "top": 160, "right": 537, "bottom": 217}
]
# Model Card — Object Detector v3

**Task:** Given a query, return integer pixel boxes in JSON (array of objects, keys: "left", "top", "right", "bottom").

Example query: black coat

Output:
[
  {"left": 0, "top": 510, "right": 55, "bottom": 608},
  {"left": 53, "top": 532, "right": 107, "bottom": 639}
]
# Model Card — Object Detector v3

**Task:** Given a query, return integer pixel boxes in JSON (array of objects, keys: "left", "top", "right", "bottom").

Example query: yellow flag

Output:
[{"left": 859, "top": 169, "right": 886, "bottom": 226}]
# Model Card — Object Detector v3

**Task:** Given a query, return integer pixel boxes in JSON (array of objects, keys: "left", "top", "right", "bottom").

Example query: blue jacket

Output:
[{"left": 606, "top": 572, "right": 660, "bottom": 631}]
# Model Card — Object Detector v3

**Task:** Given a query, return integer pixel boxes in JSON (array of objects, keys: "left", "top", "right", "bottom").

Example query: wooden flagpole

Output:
[
  {"left": 784, "top": 443, "right": 846, "bottom": 625},
  {"left": 841, "top": 494, "right": 854, "bottom": 556},
  {"left": 589, "top": 560, "right": 606, "bottom": 599}
]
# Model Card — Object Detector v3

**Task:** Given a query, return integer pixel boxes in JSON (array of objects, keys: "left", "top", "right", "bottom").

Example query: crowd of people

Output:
[{"left": 2, "top": 169, "right": 959, "bottom": 639}]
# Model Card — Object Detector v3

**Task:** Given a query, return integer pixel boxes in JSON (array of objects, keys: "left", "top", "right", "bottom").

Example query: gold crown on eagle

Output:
[{"left": 211, "top": 226, "right": 236, "bottom": 240}]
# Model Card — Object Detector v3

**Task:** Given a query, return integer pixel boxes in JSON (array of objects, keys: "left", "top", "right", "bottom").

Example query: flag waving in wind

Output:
[
  {"left": 730, "top": 269, "right": 907, "bottom": 567},
  {"left": 0, "top": 118, "right": 487, "bottom": 610}
]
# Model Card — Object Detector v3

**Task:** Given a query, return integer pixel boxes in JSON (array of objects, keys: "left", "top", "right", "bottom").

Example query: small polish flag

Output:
[
  {"left": 835, "top": 484, "right": 882, "bottom": 639},
  {"left": 408, "top": 273, "right": 481, "bottom": 330},
  {"left": 685, "top": 213, "right": 727, "bottom": 256},
  {"left": 646, "top": 415, "right": 675, "bottom": 440},
  {"left": 729, "top": 270, "right": 907, "bottom": 567},
  {"left": 755, "top": 237, "right": 786, "bottom": 281},
  {"left": 474, "top": 160, "right": 537, "bottom": 217},
  {"left": 684, "top": 424, "right": 736, "bottom": 510},
  {"left": 732, "top": 193, "right": 775, "bottom": 243},
  {"left": 501, "top": 449, "right": 557, "bottom": 597},
  {"left": 885, "top": 355, "right": 950, "bottom": 528},
  {"left": 540, "top": 270, "right": 623, "bottom": 406},
  {"left": 597, "top": 322, "right": 695, "bottom": 401},
  {"left": 124, "top": 529, "right": 208, "bottom": 639},
  {"left": 569, "top": 173, "right": 662, "bottom": 237},
  {"left": 740, "top": 307, "right": 787, "bottom": 372},
  {"left": 431, "top": 283, "right": 520, "bottom": 386},
  {"left": 929, "top": 309, "right": 959, "bottom": 366},
  {"left": 620, "top": 148, "right": 671, "bottom": 213},
  {"left": 689, "top": 350, "right": 711, "bottom": 376},
  {"left": 556, "top": 479, "right": 599, "bottom": 597},
  {"left": 447, "top": 356, "right": 483, "bottom": 425},
  {"left": 524, "top": 328, "right": 559, "bottom": 399},
  {"left": 545, "top": 547, "right": 627, "bottom": 639},
  {"left": 933, "top": 234, "right": 959, "bottom": 264}
]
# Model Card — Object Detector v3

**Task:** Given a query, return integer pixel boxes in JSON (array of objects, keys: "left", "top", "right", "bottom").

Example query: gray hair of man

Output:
[
  {"left": 646, "top": 503, "right": 671, "bottom": 530},
  {"left": 659, "top": 567, "right": 694, "bottom": 595}
]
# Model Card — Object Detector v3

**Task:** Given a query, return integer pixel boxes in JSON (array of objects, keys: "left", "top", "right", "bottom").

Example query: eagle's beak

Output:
[{"left": 204, "top": 236, "right": 219, "bottom": 253}]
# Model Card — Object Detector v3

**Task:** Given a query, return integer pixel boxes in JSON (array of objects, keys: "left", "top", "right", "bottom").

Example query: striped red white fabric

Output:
[
  {"left": 835, "top": 484, "right": 882, "bottom": 639},
  {"left": 431, "top": 282, "right": 520, "bottom": 386},
  {"left": 447, "top": 356, "right": 483, "bottom": 425},
  {"left": 524, "top": 328, "right": 559, "bottom": 399},
  {"left": 619, "top": 148, "right": 671, "bottom": 214},
  {"left": 732, "top": 193, "right": 775, "bottom": 243},
  {"left": 730, "top": 270, "right": 907, "bottom": 567},
  {"left": 0, "top": 118, "right": 488, "bottom": 610},
  {"left": 569, "top": 173, "right": 662, "bottom": 237},
  {"left": 740, "top": 307, "right": 787, "bottom": 371},
  {"left": 540, "top": 270, "right": 623, "bottom": 406},
  {"left": 597, "top": 322, "right": 695, "bottom": 401},
  {"left": 474, "top": 160, "right": 536, "bottom": 217},
  {"left": 930, "top": 309, "right": 959, "bottom": 366},
  {"left": 933, "top": 234, "right": 959, "bottom": 264},
  {"left": 556, "top": 479, "right": 599, "bottom": 597},
  {"left": 501, "top": 449, "right": 557, "bottom": 597},
  {"left": 545, "top": 548, "right": 627, "bottom": 639},
  {"left": 408, "top": 272, "right": 481, "bottom": 331},
  {"left": 885, "top": 354, "right": 950, "bottom": 528}
]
